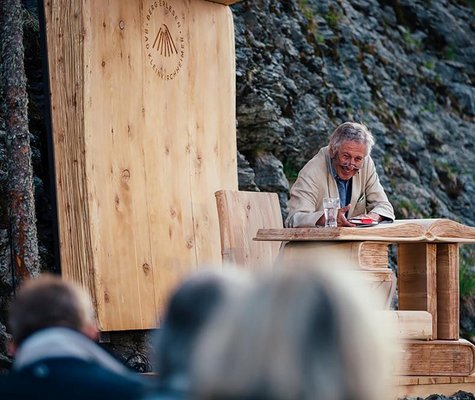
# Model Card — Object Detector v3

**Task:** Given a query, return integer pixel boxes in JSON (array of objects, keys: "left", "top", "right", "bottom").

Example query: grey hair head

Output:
[{"left": 328, "top": 122, "right": 375, "bottom": 157}]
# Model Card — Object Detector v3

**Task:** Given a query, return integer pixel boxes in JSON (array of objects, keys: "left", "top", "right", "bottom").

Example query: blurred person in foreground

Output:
[
  {"left": 144, "top": 267, "right": 252, "bottom": 400},
  {"left": 190, "top": 264, "right": 398, "bottom": 400},
  {"left": 286, "top": 122, "right": 395, "bottom": 227},
  {"left": 0, "top": 274, "right": 150, "bottom": 400}
]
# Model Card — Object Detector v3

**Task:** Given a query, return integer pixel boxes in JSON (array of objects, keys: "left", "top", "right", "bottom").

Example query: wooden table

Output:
[{"left": 255, "top": 219, "right": 475, "bottom": 376}]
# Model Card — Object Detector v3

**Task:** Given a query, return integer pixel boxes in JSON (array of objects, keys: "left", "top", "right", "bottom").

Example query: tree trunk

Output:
[{"left": 0, "top": 0, "right": 40, "bottom": 281}]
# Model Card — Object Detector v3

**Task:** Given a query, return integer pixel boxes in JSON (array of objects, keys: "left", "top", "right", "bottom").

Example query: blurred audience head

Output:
[
  {"left": 191, "top": 264, "right": 395, "bottom": 400},
  {"left": 153, "top": 267, "right": 252, "bottom": 393},
  {"left": 8, "top": 273, "right": 97, "bottom": 349}
]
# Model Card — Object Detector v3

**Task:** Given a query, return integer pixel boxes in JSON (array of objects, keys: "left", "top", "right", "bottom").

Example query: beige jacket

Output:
[{"left": 286, "top": 146, "right": 395, "bottom": 227}]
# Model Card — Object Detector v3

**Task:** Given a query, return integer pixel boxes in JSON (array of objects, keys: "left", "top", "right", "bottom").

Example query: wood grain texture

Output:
[
  {"left": 398, "top": 339, "right": 475, "bottom": 376},
  {"left": 44, "top": 1, "right": 97, "bottom": 306},
  {"left": 381, "top": 310, "right": 433, "bottom": 340},
  {"left": 279, "top": 241, "right": 395, "bottom": 308},
  {"left": 255, "top": 219, "right": 475, "bottom": 243},
  {"left": 279, "top": 241, "right": 390, "bottom": 268},
  {"left": 436, "top": 243, "right": 459, "bottom": 339},
  {"left": 45, "top": 0, "right": 237, "bottom": 330},
  {"left": 358, "top": 242, "right": 390, "bottom": 269},
  {"left": 215, "top": 190, "right": 283, "bottom": 270},
  {"left": 205, "top": 0, "right": 242, "bottom": 4},
  {"left": 398, "top": 243, "right": 438, "bottom": 338},
  {"left": 395, "top": 374, "right": 475, "bottom": 399}
]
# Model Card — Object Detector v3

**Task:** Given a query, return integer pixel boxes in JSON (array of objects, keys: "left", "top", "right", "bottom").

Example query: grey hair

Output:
[
  {"left": 191, "top": 265, "right": 395, "bottom": 400},
  {"left": 328, "top": 122, "right": 375, "bottom": 157}
]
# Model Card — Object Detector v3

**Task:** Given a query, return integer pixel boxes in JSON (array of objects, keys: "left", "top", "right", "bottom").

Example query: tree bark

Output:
[{"left": 0, "top": 0, "right": 40, "bottom": 281}]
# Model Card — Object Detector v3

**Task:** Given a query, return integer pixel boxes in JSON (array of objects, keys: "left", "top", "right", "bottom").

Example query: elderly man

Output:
[{"left": 286, "top": 122, "right": 394, "bottom": 227}]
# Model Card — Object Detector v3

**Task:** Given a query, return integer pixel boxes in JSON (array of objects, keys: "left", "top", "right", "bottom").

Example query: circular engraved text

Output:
[{"left": 144, "top": 1, "right": 185, "bottom": 80}]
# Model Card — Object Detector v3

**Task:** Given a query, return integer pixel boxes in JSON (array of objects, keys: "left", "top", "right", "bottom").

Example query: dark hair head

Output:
[
  {"left": 154, "top": 268, "right": 250, "bottom": 386},
  {"left": 8, "top": 274, "right": 95, "bottom": 346}
]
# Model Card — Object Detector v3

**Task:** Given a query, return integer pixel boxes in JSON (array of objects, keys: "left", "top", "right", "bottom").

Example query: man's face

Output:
[{"left": 332, "top": 140, "right": 366, "bottom": 181}]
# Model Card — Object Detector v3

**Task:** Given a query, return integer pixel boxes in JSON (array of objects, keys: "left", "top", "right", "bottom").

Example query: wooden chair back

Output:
[{"left": 215, "top": 190, "right": 283, "bottom": 270}]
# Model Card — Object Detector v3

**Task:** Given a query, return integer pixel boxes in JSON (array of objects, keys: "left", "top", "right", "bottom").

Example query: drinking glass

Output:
[{"left": 323, "top": 197, "right": 339, "bottom": 228}]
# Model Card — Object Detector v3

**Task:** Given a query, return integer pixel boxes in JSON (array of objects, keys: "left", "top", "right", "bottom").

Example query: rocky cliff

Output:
[
  {"left": 232, "top": 0, "right": 475, "bottom": 227},
  {"left": 232, "top": 0, "right": 475, "bottom": 349}
]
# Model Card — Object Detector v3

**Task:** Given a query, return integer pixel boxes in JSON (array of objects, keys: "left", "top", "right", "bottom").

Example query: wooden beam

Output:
[
  {"left": 395, "top": 374, "right": 475, "bottom": 399},
  {"left": 255, "top": 219, "right": 475, "bottom": 243},
  {"left": 398, "top": 243, "right": 438, "bottom": 338},
  {"left": 398, "top": 339, "right": 475, "bottom": 376},
  {"left": 380, "top": 311, "right": 433, "bottom": 340},
  {"left": 437, "top": 243, "right": 459, "bottom": 339}
]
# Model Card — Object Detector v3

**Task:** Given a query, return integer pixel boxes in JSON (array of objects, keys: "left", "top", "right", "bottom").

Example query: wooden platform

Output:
[{"left": 395, "top": 374, "right": 475, "bottom": 398}]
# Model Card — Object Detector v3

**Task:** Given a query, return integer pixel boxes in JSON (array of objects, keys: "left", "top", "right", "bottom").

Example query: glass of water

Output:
[{"left": 323, "top": 197, "right": 339, "bottom": 228}]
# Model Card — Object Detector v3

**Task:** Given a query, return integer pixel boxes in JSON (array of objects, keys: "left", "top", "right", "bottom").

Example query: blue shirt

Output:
[{"left": 331, "top": 162, "right": 352, "bottom": 208}]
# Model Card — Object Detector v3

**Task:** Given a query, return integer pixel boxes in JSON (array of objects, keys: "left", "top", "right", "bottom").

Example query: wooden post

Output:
[
  {"left": 398, "top": 243, "right": 438, "bottom": 339},
  {"left": 436, "top": 243, "right": 459, "bottom": 339}
]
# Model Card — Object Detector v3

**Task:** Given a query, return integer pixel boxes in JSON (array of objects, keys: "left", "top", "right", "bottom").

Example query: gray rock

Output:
[
  {"left": 447, "top": 83, "right": 475, "bottom": 116},
  {"left": 237, "top": 152, "right": 259, "bottom": 192}
]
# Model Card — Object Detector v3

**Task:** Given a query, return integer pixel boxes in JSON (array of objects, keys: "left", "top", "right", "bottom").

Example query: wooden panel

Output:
[
  {"left": 358, "top": 242, "right": 390, "bottom": 269},
  {"left": 395, "top": 374, "right": 475, "bottom": 399},
  {"left": 85, "top": 0, "right": 158, "bottom": 331},
  {"left": 281, "top": 241, "right": 389, "bottom": 269},
  {"left": 205, "top": 0, "right": 242, "bottom": 4},
  {"left": 399, "top": 339, "right": 475, "bottom": 376},
  {"left": 380, "top": 311, "right": 433, "bottom": 340},
  {"left": 187, "top": 3, "right": 237, "bottom": 266},
  {"left": 398, "top": 339, "right": 475, "bottom": 376},
  {"left": 281, "top": 242, "right": 394, "bottom": 308},
  {"left": 437, "top": 243, "right": 459, "bottom": 339},
  {"left": 45, "top": 0, "right": 237, "bottom": 330},
  {"left": 398, "top": 243, "right": 438, "bottom": 338},
  {"left": 44, "top": 1, "right": 97, "bottom": 305},
  {"left": 215, "top": 190, "right": 283, "bottom": 270}
]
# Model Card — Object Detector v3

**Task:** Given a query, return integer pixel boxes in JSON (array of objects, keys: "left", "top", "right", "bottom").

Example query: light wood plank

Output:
[
  {"left": 380, "top": 311, "right": 433, "bottom": 340},
  {"left": 280, "top": 241, "right": 389, "bottom": 269},
  {"left": 215, "top": 190, "right": 283, "bottom": 270},
  {"left": 398, "top": 339, "right": 475, "bottom": 376},
  {"left": 358, "top": 242, "right": 390, "bottom": 269},
  {"left": 395, "top": 374, "right": 475, "bottom": 399},
  {"left": 187, "top": 4, "right": 237, "bottom": 266},
  {"left": 280, "top": 241, "right": 394, "bottom": 308},
  {"left": 255, "top": 219, "right": 475, "bottom": 243},
  {"left": 44, "top": 1, "right": 97, "bottom": 307},
  {"left": 45, "top": 0, "right": 237, "bottom": 330},
  {"left": 437, "top": 243, "right": 459, "bottom": 339},
  {"left": 398, "top": 243, "right": 438, "bottom": 338}
]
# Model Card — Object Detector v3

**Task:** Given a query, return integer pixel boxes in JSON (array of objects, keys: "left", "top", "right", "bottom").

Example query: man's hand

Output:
[
  {"left": 338, "top": 204, "right": 355, "bottom": 227},
  {"left": 352, "top": 212, "right": 382, "bottom": 223},
  {"left": 367, "top": 212, "right": 382, "bottom": 222}
]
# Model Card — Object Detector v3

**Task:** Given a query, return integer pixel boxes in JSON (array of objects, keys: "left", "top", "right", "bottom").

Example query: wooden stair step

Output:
[{"left": 398, "top": 339, "right": 475, "bottom": 376}]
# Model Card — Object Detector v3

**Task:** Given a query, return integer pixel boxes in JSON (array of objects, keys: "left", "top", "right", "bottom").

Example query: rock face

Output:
[{"left": 232, "top": 0, "right": 475, "bottom": 226}]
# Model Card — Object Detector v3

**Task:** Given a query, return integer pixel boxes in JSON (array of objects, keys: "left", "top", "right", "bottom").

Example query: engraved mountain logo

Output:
[
  {"left": 153, "top": 25, "right": 177, "bottom": 57},
  {"left": 144, "top": 1, "right": 185, "bottom": 80}
]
